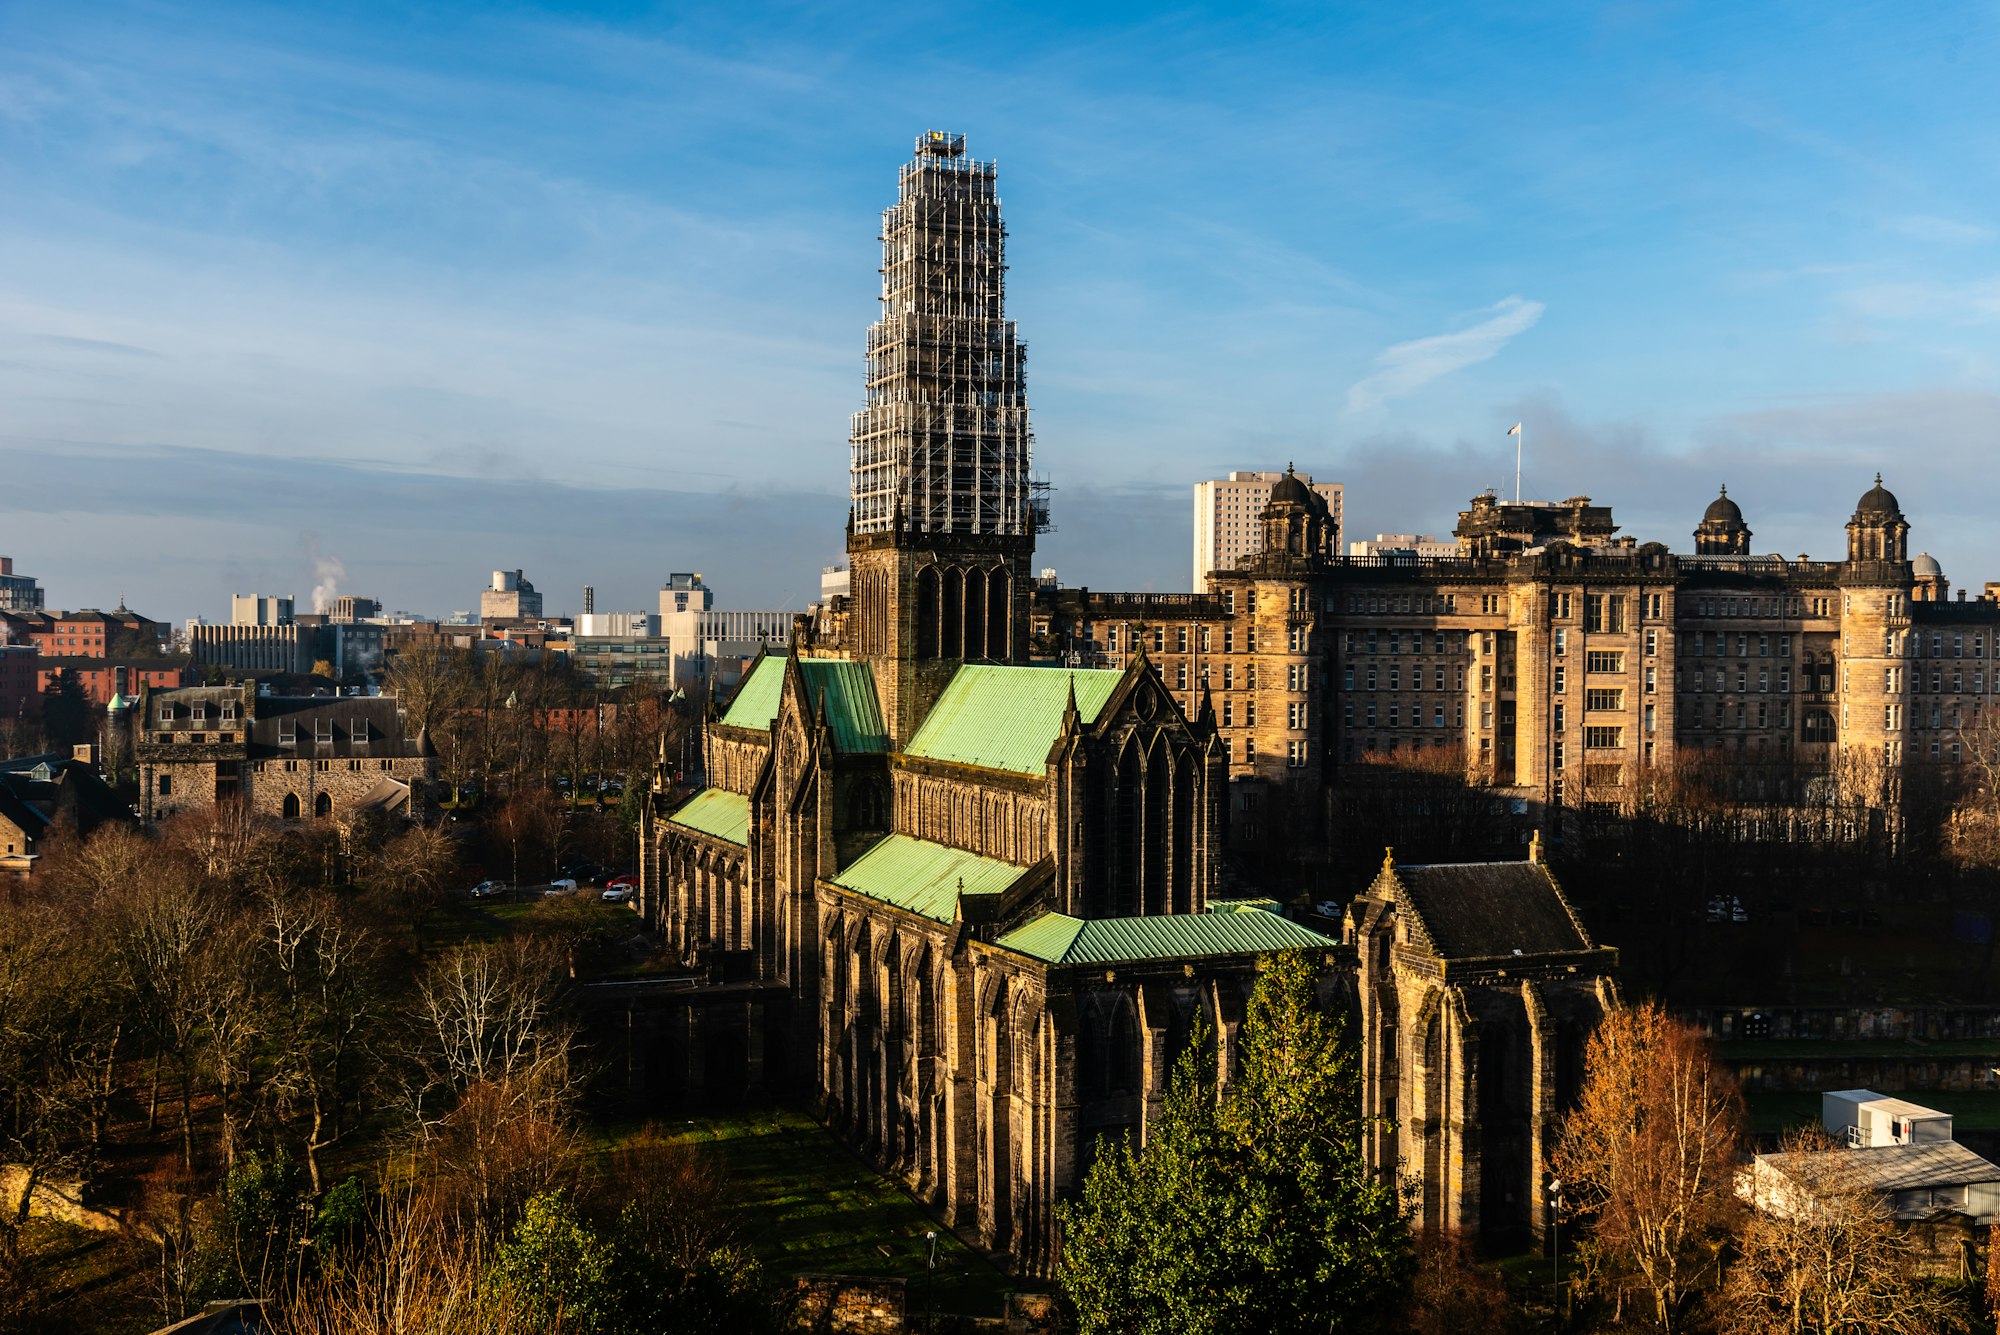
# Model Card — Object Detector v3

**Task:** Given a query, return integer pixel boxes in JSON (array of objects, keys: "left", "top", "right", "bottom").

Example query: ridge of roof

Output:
[
  {"left": 717, "top": 655, "right": 785, "bottom": 731},
  {"left": 995, "top": 907, "right": 1334, "bottom": 966},
  {"left": 904, "top": 665, "right": 1124, "bottom": 775},
  {"left": 1390, "top": 860, "right": 1590, "bottom": 959}
]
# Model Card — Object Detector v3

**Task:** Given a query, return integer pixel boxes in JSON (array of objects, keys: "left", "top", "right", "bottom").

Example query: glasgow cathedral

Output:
[{"left": 639, "top": 133, "right": 1996, "bottom": 1273}]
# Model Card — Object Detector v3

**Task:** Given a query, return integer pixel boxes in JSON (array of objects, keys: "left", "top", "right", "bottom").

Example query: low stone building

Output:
[{"left": 135, "top": 684, "right": 434, "bottom": 823}]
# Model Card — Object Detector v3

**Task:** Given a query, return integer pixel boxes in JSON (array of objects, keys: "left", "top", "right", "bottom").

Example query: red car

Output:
[{"left": 605, "top": 874, "right": 638, "bottom": 891}]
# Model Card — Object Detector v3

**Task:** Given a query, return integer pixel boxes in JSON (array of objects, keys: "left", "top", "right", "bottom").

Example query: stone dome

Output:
[
  {"left": 1855, "top": 473, "right": 1902, "bottom": 519},
  {"left": 1913, "top": 551, "right": 1943, "bottom": 578},
  {"left": 1702, "top": 485, "right": 1744, "bottom": 526},
  {"left": 1267, "top": 466, "right": 1314, "bottom": 509}
]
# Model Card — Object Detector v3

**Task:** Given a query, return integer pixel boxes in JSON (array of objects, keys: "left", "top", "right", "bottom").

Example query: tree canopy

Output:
[{"left": 1057, "top": 950, "right": 1412, "bottom": 1334}]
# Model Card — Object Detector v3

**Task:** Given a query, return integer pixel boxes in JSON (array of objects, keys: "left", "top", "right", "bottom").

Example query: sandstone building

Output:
[
  {"left": 1346, "top": 836, "right": 1618, "bottom": 1249},
  {"left": 135, "top": 684, "right": 435, "bottom": 823},
  {"left": 1038, "top": 472, "right": 2000, "bottom": 861}
]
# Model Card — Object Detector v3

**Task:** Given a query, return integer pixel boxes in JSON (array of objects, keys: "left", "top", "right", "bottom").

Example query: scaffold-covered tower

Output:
[
  {"left": 844, "top": 132, "right": 1043, "bottom": 745},
  {"left": 850, "top": 130, "right": 1036, "bottom": 537}
]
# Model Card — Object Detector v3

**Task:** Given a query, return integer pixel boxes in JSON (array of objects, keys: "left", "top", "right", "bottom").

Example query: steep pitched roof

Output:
[
  {"left": 829, "top": 833, "right": 1029, "bottom": 923},
  {"left": 903, "top": 666, "right": 1123, "bottom": 775},
  {"left": 996, "top": 907, "right": 1334, "bottom": 966},
  {"left": 717, "top": 655, "right": 785, "bottom": 731},
  {"left": 666, "top": 788, "right": 750, "bottom": 845},
  {"left": 716, "top": 657, "right": 888, "bottom": 753},
  {"left": 796, "top": 660, "right": 888, "bottom": 753},
  {"left": 1392, "top": 860, "right": 1590, "bottom": 959}
]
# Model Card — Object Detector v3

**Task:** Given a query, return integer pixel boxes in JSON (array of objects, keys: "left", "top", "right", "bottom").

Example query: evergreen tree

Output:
[
  {"left": 1058, "top": 951, "right": 1412, "bottom": 1334},
  {"left": 38, "top": 670, "right": 93, "bottom": 749}
]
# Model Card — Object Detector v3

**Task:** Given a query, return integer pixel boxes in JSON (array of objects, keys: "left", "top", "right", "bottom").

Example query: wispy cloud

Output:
[
  {"left": 1888, "top": 214, "right": 1994, "bottom": 245},
  {"left": 1837, "top": 279, "right": 2000, "bottom": 324},
  {"left": 1344, "top": 297, "right": 1545, "bottom": 414}
]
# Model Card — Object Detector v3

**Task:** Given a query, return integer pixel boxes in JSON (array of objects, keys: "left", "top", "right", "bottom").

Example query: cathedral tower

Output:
[{"left": 848, "top": 132, "right": 1041, "bottom": 743}]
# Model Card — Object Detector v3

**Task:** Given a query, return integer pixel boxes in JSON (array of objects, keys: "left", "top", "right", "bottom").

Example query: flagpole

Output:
[{"left": 1512, "top": 422, "right": 1523, "bottom": 503}]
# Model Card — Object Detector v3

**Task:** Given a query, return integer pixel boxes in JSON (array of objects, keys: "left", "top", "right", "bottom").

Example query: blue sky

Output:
[{"left": 2, "top": 1, "right": 1997, "bottom": 621}]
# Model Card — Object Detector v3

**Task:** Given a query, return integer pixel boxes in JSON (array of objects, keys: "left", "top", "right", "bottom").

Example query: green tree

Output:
[
  {"left": 489, "top": 1192, "right": 619, "bottom": 1335},
  {"left": 38, "top": 670, "right": 93, "bottom": 749},
  {"left": 1058, "top": 950, "right": 1412, "bottom": 1334}
]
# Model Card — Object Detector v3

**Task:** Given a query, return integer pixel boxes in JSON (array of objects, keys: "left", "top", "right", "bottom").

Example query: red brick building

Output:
[
  {"left": 38, "top": 657, "right": 192, "bottom": 708},
  {"left": 0, "top": 645, "right": 38, "bottom": 722}
]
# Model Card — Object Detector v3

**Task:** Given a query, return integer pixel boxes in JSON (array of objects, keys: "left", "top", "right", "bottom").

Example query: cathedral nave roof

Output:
[
  {"left": 830, "top": 832, "right": 1031, "bottom": 922},
  {"left": 995, "top": 905, "right": 1334, "bottom": 967},
  {"left": 903, "top": 665, "right": 1123, "bottom": 774}
]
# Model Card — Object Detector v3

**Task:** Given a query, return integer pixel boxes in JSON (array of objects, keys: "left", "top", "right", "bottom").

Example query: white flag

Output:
[{"left": 1507, "top": 423, "right": 1522, "bottom": 437}]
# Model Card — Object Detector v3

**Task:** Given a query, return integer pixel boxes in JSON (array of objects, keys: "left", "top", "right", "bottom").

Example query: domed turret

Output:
[
  {"left": 1846, "top": 473, "right": 1911, "bottom": 564},
  {"left": 1855, "top": 473, "right": 1903, "bottom": 519},
  {"left": 1912, "top": 551, "right": 1948, "bottom": 601},
  {"left": 1694, "top": 484, "right": 1751, "bottom": 555},
  {"left": 1267, "top": 467, "right": 1314, "bottom": 510},
  {"left": 1256, "top": 464, "right": 1335, "bottom": 563}
]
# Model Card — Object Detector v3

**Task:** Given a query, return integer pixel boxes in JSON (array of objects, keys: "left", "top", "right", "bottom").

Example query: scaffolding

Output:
[{"left": 850, "top": 132, "right": 1037, "bottom": 537}]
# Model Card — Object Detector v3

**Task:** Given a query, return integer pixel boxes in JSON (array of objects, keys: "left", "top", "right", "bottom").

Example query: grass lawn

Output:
[
  {"left": 640, "top": 1109, "right": 1022, "bottom": 1317},
  {"left": 1748, "top": 1090, "right": 2000, "bottom": 1135}
]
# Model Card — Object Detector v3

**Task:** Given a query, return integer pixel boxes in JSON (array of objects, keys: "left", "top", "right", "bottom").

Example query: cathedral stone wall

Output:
[{"left": 892, "top": 762, "right": 1047, "bottom": 864}]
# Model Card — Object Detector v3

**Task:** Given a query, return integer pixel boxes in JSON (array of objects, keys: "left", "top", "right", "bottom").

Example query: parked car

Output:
[
  {"left": 546, "top": 878, "right": 579, "bottom": 895},
  {"left": 469, "top": 880, "right": 506, "bottom": 899},
  {"left": 600, "top": 886, "right": 633, "bottom": 904},
  {"left": 605, "top": 874, "right": 638, "bottom": 892}
]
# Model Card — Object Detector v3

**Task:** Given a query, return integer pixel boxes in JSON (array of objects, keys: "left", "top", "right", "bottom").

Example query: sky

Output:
[{"left": 2, "top": 1, "right": 1998, "bottom": 623}]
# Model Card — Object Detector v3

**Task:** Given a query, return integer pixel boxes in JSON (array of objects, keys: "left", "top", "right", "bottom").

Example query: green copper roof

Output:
[
  {"left": 665, "top": 788, "right": 750, "bottom": 845},
  {"left": 797, "top": 660, "right": 888, "bottom": 753},
  {"left": 995, "top": 908, "right": 1334, "bottom": 966},
  {"left": 829, "top": 834, "right": 1029, "bottom": 923},
  {"left": 718, "top": 655, "right": 785, "bottom": 731},
  {"left": 904, "top": 666, "right": 1125, "bottom": 775},
  {"left": 715, "top": 656, "right": 887, "bottom": 754},
  {"left": 1209, "top": 896, "right": 1285, "bottom": 915}
]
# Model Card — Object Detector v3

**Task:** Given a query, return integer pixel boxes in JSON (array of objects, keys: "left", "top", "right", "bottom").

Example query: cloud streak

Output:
[{"left": 1344, "top": 296, "right": 1545, "bottom": 415}]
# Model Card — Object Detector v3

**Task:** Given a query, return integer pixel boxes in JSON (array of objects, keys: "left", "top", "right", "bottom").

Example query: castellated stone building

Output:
[
  {"left": 135, "top": 683, "right": 435, "bottom": 824},
  {"left": 640, "top": 134, "right": 1341, "bottom": 1276}
]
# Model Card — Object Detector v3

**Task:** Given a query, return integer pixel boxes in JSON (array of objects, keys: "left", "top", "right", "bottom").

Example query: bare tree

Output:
[
  {"left": 1725, "top": 1126, "right": 1958, "bottom": 1334},
  {"left": 283, "top": 1182, "right": 533, "bottom": 1335},
  {"left": 261, "top": 889, "right": 383, "bottom": 1195},
  {"left": 1952, "top": 708, "right": 2000, "bottom": 862},
  {"left": 195, "top": 910, "right": 265, "bottom": 1173},
  {"left": 405, "top": 939, "right": 577, "bottom": 1131},
  {"left": 110, "top": 860, "right": 222, "bottom": 1168},
  {"left": 1552, "top": 1000, "right": 1743, "bottom": 1333},
  {"left": 363, "top": 823, "right": 461, "bottom": 946},
  {"left": 0, "top": 887, "right": 121, "bottom": 1237},
  {"left": 386, "top": 641, "right": 470, "bottom": 744}
]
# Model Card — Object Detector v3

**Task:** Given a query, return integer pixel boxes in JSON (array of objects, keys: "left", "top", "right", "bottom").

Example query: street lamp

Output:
[
  {"left": 924, "top": 1230, "right": 939, "bottom": 1334},
  {"left": 1547, "top": 1176, "right": 1564, "bottom": 1329}
]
